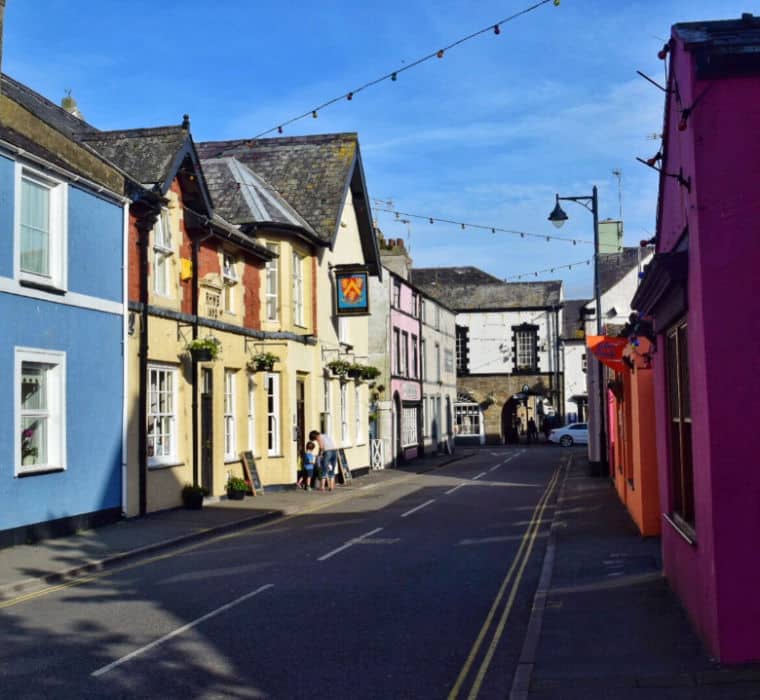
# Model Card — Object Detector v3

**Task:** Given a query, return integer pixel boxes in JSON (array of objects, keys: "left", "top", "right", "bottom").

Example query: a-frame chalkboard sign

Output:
[
  {"left": 337, "top": 448, "right": 352, "bottom": 486},
  {"left": 240, "top": 451, "right": 262, "bottom": 495}
]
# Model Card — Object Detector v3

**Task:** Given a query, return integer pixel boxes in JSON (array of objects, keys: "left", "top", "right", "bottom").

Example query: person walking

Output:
[
  {"left": 527, "top": 418, "right": 538, "bottom": 444},
  {"left": 309, "top": 429, "right": 338, "bottom": 492}
]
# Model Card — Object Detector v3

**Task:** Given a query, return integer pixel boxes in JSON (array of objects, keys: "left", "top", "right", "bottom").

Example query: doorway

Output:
[
  {"left": 295, "top": 377, "right": 306, "bottom": 452},
  {"left": 201, "top": 368, "right": 214, "bottom": 493}
]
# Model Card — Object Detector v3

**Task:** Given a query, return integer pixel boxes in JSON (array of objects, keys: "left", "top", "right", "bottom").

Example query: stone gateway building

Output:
[{"left": 412, "top": 268, "right": 563, "bottom": 445}]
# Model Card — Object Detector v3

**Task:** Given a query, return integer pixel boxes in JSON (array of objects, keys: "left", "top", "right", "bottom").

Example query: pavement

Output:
[{"left": 2, "top": 446, "right": 760, "bottom": 699}]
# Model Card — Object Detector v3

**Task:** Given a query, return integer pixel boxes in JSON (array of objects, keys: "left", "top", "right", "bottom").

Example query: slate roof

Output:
[
  {"left": 197, "top": 134, "right": 359, "bottom": 245},
  {"left": 674, "top": 13, "right": 760, "bottom": 49},
  {"left": 561, "top": 299, "right": 589, "bottom": 339},
  {"left": 0, "top": 123, "right": 81, "bottom": 173},
  {"left": 81, "top": 126, "right": 189, "bottom": 188},
  {"left": 412, "top": 267, "right": 562, "bottom": 311},
  {"left": 1, "top": 74, "right": 99, "bottom": 140},
  {"left": 200, "top": 157, "right": 318, "bottom": 237},
  {"left": 598, "top": 247, "right": 649, "bottom": 295}
]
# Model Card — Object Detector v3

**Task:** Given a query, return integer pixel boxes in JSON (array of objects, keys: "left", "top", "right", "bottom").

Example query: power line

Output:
[
  {"left": 374, "top": 206, "right": 591, "bottom": 245},
  {"left": 504, "top": 258, "right": 593, "bottom": 281},
  {"left": 248, "top": 0, "right": 561, "bottom": 139}
]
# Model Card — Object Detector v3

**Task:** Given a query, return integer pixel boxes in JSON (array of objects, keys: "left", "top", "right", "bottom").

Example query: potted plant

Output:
[
  {"left": 326, "top": 359, "right": 351, "bottom": 377},
  {"left": 181, "top": 483, "right": 208, "bottom": 510},
  {"left": 347, "top": 362, "right": 364, "bottom": 380},
  {"left": 248, "top": 351, "right": 279, "bottom": 372},
  {"left": 360, "top": 365, "right": 381, "bottom": 381},
  {"left": 226, "top": 476, "right": 249, "bottom": 500},
  {"left": 186, "top": 336, "right": 221, "bottom": 362}
]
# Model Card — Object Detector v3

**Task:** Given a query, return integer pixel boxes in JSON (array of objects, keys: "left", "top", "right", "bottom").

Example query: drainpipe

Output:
[
  {"left": 136, "top": 215, "right": 152, "bottom": 516},
  {"left": 191, "top": 223, "right": 214, "bottom": 488},
  {"left": 121, "top": 203, "right": 129, "bottom": 516}
]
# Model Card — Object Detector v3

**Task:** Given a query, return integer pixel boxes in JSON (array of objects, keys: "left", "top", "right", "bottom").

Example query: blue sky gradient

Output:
[{"left": 2, "top": 0, "right": 749, "bottom": 297}]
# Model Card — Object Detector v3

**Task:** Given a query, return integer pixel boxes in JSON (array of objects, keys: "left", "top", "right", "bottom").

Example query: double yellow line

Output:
[{"left": 448, "top": 461, "right": 563, "bottom": 700}]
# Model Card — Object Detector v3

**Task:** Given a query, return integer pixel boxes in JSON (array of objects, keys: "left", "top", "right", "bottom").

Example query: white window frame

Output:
[
  {"left": 147, "top": 363, "right": 178, "bottom": 467},
  {"left": 402, "top": 406, "right": 418, "bottom": 448},
  {"left": 455, "top": 403, "right": 482, "bottom": 436},
  {"left": 266, "top": 372, "right": 281, "bottom": 456},
  {"left": 15, "top": 347, "right": 66, "bottom": 475},
  {"left": 401, "top": 331, "right": 409, "bottom": 377},
  {"left": 15, "top": 165, "right": 68, "bottom": 290},
  {"left": 292, "top": 250, "right": 305, "bottom": 327},
  {"left": 222, "top": 253, "right": 238, "bottom": 314},
  {"left": 224, "top": 369, "right": 236, "bottom": 459},
  {"left": 265, "top": 243, "right": 279, "bottom": 321},
  {"left": 247, "top": 373, "right": 256, "bottom": 454},
  {"left": 354, "top": 384, "right": 363, "bottom": 444},
  {"left": 323, "top": 378, "right": 333, "bottom": 437},
  {"left": 340, "top": 382, "right": 349, "bottom": 445},
  {"left": 153, "top": 209, "right": 173, "bottom": 297}
]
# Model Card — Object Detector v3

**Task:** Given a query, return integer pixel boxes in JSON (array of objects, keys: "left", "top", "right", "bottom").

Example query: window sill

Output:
[
  {"left": 19, "top": 278, "right": 66, "bottom": 296},
  {"left": 224, "top": 456, "right": 240, "bottom": 464},
  {"left": 148, "top": 459, "right": 184, "bottom": 470},
  {"left": 16, "top": 466, "right": 66, "bottom": 478},
  {"left": 663, "top": 513, "right": 696, "bottom": 546},
  {"left": 267, "top": 453, "right": 284, "bottom": 459}
]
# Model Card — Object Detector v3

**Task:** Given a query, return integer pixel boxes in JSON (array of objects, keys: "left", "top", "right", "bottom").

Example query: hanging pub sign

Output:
[
  {"left": 334, "top": 266, "right": 370, "bottom": 316},
  {"left": 586, "top": 335, "right": 629, "bottom": 373}
]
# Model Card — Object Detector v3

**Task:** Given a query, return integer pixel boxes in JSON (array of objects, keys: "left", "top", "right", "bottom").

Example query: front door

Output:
[{"left": 201, "top": 368, "right": 213, "bottom": 493}]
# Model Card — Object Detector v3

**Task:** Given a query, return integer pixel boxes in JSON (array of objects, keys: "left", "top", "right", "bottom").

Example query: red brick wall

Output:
[
  {"left": 127, "top": 212, "right": 141, "bottom": 302},
  {"left": 243, "top": 255, "right": 262, "bottom": 329}
]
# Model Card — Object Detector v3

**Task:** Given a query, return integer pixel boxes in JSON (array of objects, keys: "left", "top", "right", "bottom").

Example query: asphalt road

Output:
[{"left": 0, "top": 446, "right": 567, "bottom": 699}]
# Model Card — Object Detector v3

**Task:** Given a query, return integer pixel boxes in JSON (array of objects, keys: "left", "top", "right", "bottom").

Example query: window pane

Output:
[
  {"left": 20, "top": 178, "right": 51, "bottom": 275},
  {"left": 21, "top": 416, "right": 47, "bottom": 465},
  {"left": 21, "top": 365, "right": 47, "bottom": 410}
]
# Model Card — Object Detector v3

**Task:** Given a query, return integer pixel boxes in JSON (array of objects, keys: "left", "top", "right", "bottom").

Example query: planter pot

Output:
[
  {"left": 348, "top": 370, "right": 361, "bottom": 380},
  {"left": 190, "top": 348, "right": 214, "bottom": 362},
  {"left": 227, "top": 489, "right": 245, "bottom": 500},
  {"left": 254, "top": 362, "right": 274, "bottom": 372},
  {"left": 182, "top": 491, "right": 204, "bottom": 510}
]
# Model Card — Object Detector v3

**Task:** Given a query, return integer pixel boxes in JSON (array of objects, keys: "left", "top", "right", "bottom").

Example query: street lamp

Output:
[{"left": 548, "top": 186, "right": 608, "bottom": 476}]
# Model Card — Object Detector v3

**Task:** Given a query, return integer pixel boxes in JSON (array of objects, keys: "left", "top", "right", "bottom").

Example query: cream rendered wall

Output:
[
  {"left": 254, "top": 234, "right": 321, "bottom": 485},
  {"left": 317, "top": 189, "right": 370, "bottom": 470}
]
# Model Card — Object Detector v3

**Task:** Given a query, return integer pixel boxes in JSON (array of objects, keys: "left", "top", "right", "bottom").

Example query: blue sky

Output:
[{"left": 2, "top": 0, "right": 750, "bottom": 298}]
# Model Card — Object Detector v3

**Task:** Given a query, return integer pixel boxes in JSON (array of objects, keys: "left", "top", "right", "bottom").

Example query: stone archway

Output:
[{"left": 501, "top": 397, "right": 521, "bottom": 444}]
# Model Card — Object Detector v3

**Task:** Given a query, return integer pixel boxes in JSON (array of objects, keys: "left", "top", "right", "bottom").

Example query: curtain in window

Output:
[{"left": 20, "top": 178, "right": 50, "bottom": 275}]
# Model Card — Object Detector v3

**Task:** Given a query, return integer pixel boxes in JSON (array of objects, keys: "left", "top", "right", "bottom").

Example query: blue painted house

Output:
[{"left": 0, "top": 75, "right": 137, "bottom": 546}]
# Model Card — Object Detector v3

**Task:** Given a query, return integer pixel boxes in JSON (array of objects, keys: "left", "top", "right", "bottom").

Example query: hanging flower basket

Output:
[
  {"left": 186, "top": 336, "right": 221, "bottom": 362},
  {"left": 248, "top": 351, "right": 279, "bottom": 372},
  {"left": 326, "top": 359, "right": 351, "bottom": 377},
  {"left": 347, "top": 363, "right": 364, "bottom": 380},
  {"left": 360, "top": 365, "right": 381, "bottom": 381}
]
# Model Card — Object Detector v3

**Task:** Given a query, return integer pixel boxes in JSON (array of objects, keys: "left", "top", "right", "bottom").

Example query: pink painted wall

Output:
[{"left": 653, "top": 27, "right": 760, "bottom": 663}]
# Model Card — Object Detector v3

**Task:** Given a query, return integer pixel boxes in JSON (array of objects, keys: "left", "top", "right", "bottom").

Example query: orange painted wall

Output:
[{"left": 612, "top": 367, "right": 661, "bottom": 536}]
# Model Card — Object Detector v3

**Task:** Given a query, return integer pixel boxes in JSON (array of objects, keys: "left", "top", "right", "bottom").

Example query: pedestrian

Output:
[
  {"left": 542, "top": 419, "right": 552, "bottom": 442},
  {"left": 309, "top": 429, "right": 338, "bottom": 492},
  {"left": 302, "top": 441, "right": 317, "bottom": 490},
  {"left": 527, "top": 418, "right": 538, "bottom": 444}
]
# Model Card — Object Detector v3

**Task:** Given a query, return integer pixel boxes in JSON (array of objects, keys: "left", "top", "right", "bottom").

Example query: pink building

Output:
[{"left": 633, "top": 14, "right": 760, "bottom": 663}]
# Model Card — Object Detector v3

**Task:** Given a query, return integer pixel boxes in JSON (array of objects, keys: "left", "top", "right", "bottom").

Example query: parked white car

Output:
[{"left": 548, "top": 423, "right": 589, "bottom": 447}]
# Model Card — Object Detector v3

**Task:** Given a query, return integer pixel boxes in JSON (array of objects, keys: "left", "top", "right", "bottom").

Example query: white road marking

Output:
[
  {"left": 317, "top": 527, "right": 384, "bottom": 562},
  {"left": 91, "top": 583, "right": 274, "bottom": 677},
  {"left": 489, "top": 465, "right": 500, "bottom": 472},
  {"left": 445, "top": 483, "right": 467, "bottom": 495},
  {"left": 401, "top": 499, "right": 436, "bottom": 518},
  {"left": 473, "top": 472, "right": 487, "bottom": 480}
]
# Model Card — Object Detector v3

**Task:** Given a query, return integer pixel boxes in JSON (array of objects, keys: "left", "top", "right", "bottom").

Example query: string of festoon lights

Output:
[
  {"left": 247, "top": 0, "right": 561, "bottom": 139},
  {"left": 504, "top": 258, "right": 593, "bottom": 281},
  {"left": 374, "top": 205, "right": 591, "bottom": 245}
]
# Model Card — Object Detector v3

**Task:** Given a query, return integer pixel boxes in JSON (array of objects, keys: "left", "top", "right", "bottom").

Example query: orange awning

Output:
[{"left": 586, "top": 335, "right": 629, "bottom": 373}]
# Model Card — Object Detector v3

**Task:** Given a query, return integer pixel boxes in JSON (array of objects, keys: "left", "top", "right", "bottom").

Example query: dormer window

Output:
[{"left": 222, "top": 253, "right": 238, "bottom": 313}]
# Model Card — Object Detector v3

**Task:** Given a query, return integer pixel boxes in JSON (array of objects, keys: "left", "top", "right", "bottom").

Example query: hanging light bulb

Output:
[
  {"left": 546, "top": 236, "right": 550, "bottom": 242},
  {"left": 312, "top": 110, "right": 318, "bottom": 119},
  {"left": 491, "top": 228, "right": 496, "bottom": 234},
  {"left": 347, "top": 92, "right": 353, "bottom": 101},
  {"left": 437, "top": 49, "right": 444, "bottom": 59},
  {"left": 534, "top": 272, "right": 538, "bottom": 277},
  {"left": 461, "top": 223, "right": 465, "bottom": 230},
  {"left": 277, "top": 126, "right": 283, "bottom": 134},
  {"left": 494, "top": 24, "right": 501, "bottom": 35},
  {"left": 573, "top": 240, "right": 577, "bottom": 245},
  {"left": 429, "top": 218, "right": 434, "bottom": 224},
  {"left": 391, "top": 72, "right": 398, "bottom": 82},
  {"left": 520, "top": 233, "right": 525, "bottom": 238}
]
